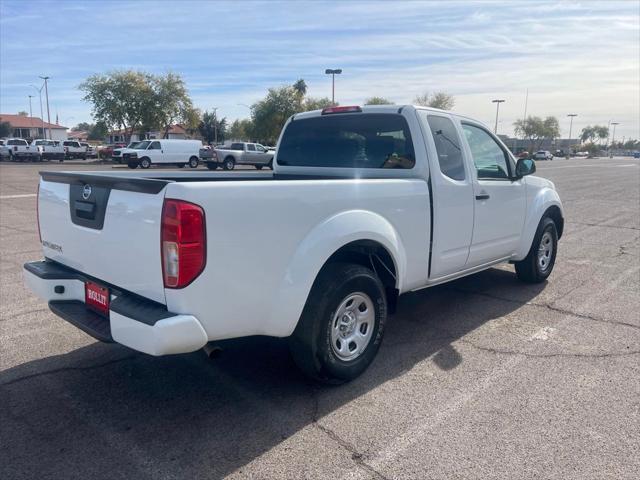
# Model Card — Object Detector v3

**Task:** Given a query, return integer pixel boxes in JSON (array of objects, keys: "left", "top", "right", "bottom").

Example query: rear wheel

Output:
[
  {"left": 515, "top": 216, "right": 558, "bottom": 283},
  {"left": 188, "top": 156, "right": 199, "bottom": 168},
  {"left": 127, "top": 162, "right": 138, "bottom": 169},
  {"left": 177, "top": 163, "right": 186, "bottom": 168},
  {"left": 140, "top": 157, "right": 151, "bottom": 169},
  {"left": 255, "top": 165, "right": 264, "bottom": 170},
  {"left": 223, "top": 157, "right": 235, "bottom": 170},
  {"left": 206, "top": 162, "right": 218, "bottom": 170},
  {"left": 289, "top": 263, "right": 387, "bottom": 383}
]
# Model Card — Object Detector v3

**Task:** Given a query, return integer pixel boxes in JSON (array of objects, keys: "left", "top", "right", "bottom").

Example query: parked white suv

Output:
[
  {"left": 534, "top": 150, "right": 554, "bottom": 161},
  {"left": 124, "top": 139, "right": 202, "bottom": 169},
  {"left": 24, "top": 105, "right": 564, "bottom": 383}
]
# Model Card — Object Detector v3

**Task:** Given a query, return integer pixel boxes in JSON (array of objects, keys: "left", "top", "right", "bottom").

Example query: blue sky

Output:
[{"left": 1, "top": 0, "right": 638, "bottom": 139}]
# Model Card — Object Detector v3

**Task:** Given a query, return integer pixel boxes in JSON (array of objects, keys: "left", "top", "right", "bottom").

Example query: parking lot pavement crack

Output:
[
  {"left": 566, "top": 221, "right": 640, "bottom": 231},
  {"left": 0, "top": 354, "right": 137, "bottom": 387},
  {"left": 447, "top": 287, "right": 640, "bottom": 331},
  {"left": 309, "top": 388, "right": 390, "bottom": 480},
  {"left": 456, "top": 337, "right": 640, "bottom": 359}
]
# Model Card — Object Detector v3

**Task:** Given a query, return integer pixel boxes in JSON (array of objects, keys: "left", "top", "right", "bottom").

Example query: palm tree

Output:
[{"left": 292, "top": 79, "right": 307, "bottom": 97}]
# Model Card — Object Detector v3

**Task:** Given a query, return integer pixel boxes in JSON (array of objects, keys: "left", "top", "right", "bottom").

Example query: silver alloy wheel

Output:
[
  {"left": 330, "top": 292, "right": 375, "bottom": 362},
  {"left": 537, "top": 231, "right": 553, "bottom": 272},
  {"left": 226, "top": 159, "right": 234, "bottom": 170}
]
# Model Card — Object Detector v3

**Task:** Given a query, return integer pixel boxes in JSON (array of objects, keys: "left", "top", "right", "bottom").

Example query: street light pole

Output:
[
  {"left": 325, "top": 69, "right": 342, "bottom": 105},
  {"left": 611, "top": 122, "right": 619, "bottom": 151},
  {"left": 28, "top": 95, "right": 33, "bottom": 119},
  {"left": 39, "top": 76, "right": 51, "bottom": 139},
  {"left": 567, "top": 114, "right": 577, "bottom": 143},
  {"left": 212, "top": 107, "right": 218, "bottom": 145},
  {"left": 29, "top": 84, "right": 45, "bottom": 139},
  {"left": 491, "top": 99, "right": 505, "bottom": 134}
]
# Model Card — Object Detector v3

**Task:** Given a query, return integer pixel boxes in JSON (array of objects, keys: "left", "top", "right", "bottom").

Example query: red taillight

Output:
[
  {"left": 161, "top": 199, "right": 206, "bottom": 288},
  {"left": 36, "top": 182, "right": 41, "bottom": 243},
  {"left": 321, "top": 105, "right": 362, "bottom": 115}
]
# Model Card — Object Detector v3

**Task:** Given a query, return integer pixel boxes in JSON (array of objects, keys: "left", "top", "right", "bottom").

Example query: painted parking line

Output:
[{"left": 0, "top": 193, "right": 37, "bottom": 199}]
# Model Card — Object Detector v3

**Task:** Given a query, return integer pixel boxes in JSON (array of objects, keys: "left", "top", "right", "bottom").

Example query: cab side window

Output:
[
  {"left": 462, "top": 124, "right": 511, "bottom": 180},
  {"left": 247, "top": 144, "right": 256, "bottom": 151},
  {"left": 424, "top": 114, "right": 465, "bottom": 181},
  {"left": 149, "top": 141, "right": 161, "bottom": 150}
]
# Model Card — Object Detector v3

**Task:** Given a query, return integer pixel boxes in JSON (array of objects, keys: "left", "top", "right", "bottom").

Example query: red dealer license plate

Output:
[{"left": 85, "top": 281, "right": 110, "bottom": 317}]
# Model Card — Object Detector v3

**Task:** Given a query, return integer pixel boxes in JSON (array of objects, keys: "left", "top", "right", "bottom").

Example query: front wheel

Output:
[
  {"left": 206, "top": 162, "right": 218, "bottom": 170},
  {"left": 255, "top": 165, "right": 263, "bottom": 170},
  {"left": 139, "top": 157, "right": 151, "bottom": 169},
  {"left": 289, "top": 263, "right": 387, "bottom": 383},
  {"left": 515, "top": 216, "right": 558, "bottom": 283},
  {"left": 188, "top": 156, "right": 199, "bottom": 168},
  {"left": 127, "top": 162, "right": 138, "bottom": 169}
]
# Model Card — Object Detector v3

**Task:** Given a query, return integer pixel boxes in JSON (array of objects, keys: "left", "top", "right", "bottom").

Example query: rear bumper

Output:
[{"left": 23, "top": 260, "right": 208, "bottom": 356}]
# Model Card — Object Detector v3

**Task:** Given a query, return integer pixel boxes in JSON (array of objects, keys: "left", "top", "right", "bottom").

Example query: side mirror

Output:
[{"left": 515, "top": 158, "right": 536, "bottom": 178}]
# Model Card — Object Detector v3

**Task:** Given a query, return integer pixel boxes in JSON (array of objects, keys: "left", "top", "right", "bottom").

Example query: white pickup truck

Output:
[
  {"left": 24, "top": 105, "right": 564, "bottom": 383},
  {"left": 32, "top": 139, "right": 65, "bottom": 161},
  {"left": 4, "top": 138, "right": 42, "bottom": 161},
  {"left": 205, "top": 142, "right": 275, "bottom": 170},
  {"left": 62, "top": 140, "right": 88, "bottom": 160}
]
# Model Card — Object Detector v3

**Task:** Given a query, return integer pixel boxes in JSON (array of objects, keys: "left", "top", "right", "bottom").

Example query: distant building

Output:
[
  {"left": 67, "top": 130, "right": 89, "bottom": 142},
  {"left": 0, "top": 114, "right": 68, "bottom": 141},
  {"left": 498, "top": 135, "right": 579, "bottom": 153},
  {"left": 106, "top": 124, "right": 190, "bottom": 144}
]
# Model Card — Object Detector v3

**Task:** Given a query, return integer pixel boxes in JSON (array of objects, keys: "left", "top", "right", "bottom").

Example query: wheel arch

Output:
[
  {"left": 514, "top": 188, "right": 564, "bottom": 260},
  {"left": 266, "top": 210, "right": 406, "bottom": 336}
]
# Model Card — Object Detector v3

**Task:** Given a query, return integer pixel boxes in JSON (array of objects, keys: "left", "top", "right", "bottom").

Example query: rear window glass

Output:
[
  {"left": 278, "top": 113, "right": 415, "bottom": 169},
  {"left": 230, "top": 143, "right": 245, "bottom": 150},
  {"left": 8, "top": 139, "right": 27, "bottom": 146}
]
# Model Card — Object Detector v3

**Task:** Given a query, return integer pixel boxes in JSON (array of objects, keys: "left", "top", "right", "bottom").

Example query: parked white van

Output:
[{"left": 124, "top": 139, "right": 203, "bottom": 169}]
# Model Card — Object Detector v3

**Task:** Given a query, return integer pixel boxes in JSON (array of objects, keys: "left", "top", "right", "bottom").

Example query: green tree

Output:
[
  {"left": 303, "top": 97, "right": 334, "bottom": 110},
  {"left": 0, "top": 121, "right": 11, "bottom": 137},
  {"left": 17, "top": 111, "right": 28, "bottom": 116},
  {"left": 293, "top": 79, "right": 307, "bottom": 97},
  {"left": 413, "top": 91, "right": 455, "bottom": 110},
  {"left": 251, "top": 86, "right": 300, "bottom": 143},
  {"left": 150, "top": 72, "right": 196, "bottom": 138},
  {"left": 73, "top": 122, "right": 93, "bottom": 132},
  {"left": 514, "top": 116, "right": 560, "bottom": 152},
  {"left": 80, "top": 70, "right": 156, "bottom": 138},
  {"left": 199, "top": 110, "right": 228, "bottom": 144},
  {"left": 227, "top": 119, "right": 253, "bottom": 141},
  {"left": 364, "top": 96, "right": 394, "bottom": 105},
  {"left": 88, "top": 121, "right": 108, "bottom": 141},
  {"left": 580, "top": 125, "right": 609, "bottom": 144}
]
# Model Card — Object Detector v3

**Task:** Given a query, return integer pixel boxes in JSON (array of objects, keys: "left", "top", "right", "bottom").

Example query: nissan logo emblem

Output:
[{"left": 82, "top": 184, "right": 92, "bottom": 200}]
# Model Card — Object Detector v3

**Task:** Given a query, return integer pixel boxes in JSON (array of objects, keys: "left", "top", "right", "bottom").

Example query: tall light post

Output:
[
  {"left": 491, "top": 99, "right": 505, "bottom": 134},
  {"left": 212, "top": 107, "right": 218, "bottom": 145},
  {"left": 567, "top": 114, "right": 577, "bottom": 142},
  {"left": 611, "top": 122, "right": 619, "bottom": 152},
  {"left": 29, "top": 83, "right": 45, "bottom": 139},
  {"left": 325, "top": 69, "right": 342, "bottom": 105},
  {"left": 39, "top": 76, "right": 52, "bottom": 139},
  {"left": 28, "top": 95, "right": 34, "bottom": 119}
]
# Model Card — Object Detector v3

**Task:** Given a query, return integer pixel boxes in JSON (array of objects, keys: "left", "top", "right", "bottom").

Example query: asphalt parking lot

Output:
[{"left": 1, "top": 157, "right": 639, "bottom": 479}]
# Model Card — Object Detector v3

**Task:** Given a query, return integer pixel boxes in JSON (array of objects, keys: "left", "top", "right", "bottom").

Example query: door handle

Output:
[{"left": 475, "top": 193, "right": 490, "bottom": 200}]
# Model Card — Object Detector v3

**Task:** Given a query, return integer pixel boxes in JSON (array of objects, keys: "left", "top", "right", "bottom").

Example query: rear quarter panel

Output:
[{"left": 164, "top": 179, "right": 430, "bottom": 340}]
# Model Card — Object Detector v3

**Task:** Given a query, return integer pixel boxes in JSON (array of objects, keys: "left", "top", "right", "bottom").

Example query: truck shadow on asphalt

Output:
[{"left": 1, "top": 267, "right": 545, "bottom": 479}]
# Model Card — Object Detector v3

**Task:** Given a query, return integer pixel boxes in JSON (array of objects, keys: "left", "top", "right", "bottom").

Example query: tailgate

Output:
[{"left": 38, "top": 171, "right": 170, "bottom": 304}]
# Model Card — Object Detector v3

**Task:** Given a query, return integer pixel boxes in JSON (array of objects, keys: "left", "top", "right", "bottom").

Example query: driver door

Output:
[{"left": 461, "top": 122, "right": 526, "bottom": 266}]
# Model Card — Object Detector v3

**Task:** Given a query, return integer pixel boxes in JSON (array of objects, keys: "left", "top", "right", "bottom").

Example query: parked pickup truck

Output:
[
  {"left": 62, "top": 140, "right": 88, "bottom": 160},
  {"left": 24, "top": 105, "right": 564, "bottom": 383},
  {"left": 205, "top": 142, "right": 274, "bottom": 170},
  {"left": 32, "top": 139, "right": 65, "bottom": 161},
  {"left": 111, "top": 142, "right": 140, "bottom": 164},
  {"left": 4, "top": 138, "right": 42, "bottom": 161}
]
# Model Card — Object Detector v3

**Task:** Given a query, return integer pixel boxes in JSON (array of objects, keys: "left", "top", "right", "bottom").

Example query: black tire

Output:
[
  {"left": 188, "top": 156, "right": 199, "bottom": 168},
  {"left": 59, "top": 159, "right": 64, "bottom": 163},
  {"left": 515, "top": 216, "right": 558, "bottom": 283},
  {"left": 127, "top": 162, "right": 138, "bottom": 169},
  {"left": 289, "top": 263, "right": 387, "bottom": 383},
  {"left": 268, "top": 160, "right": 273, "bottom": 169},
  {"left": 223, "top": 157, "right": 235, "bottom": 170},
  {"left": 255, "top": 165, "right": 263, "bottom": 170},
  {"left": 206, "top": 162, "right": 218, "bottom": 170},
  {"left": 177, "top": 163, "right": 186, "bottom": 168},
  {"left": 140, "top": 157, "right": 151, "bottom": 169}
]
